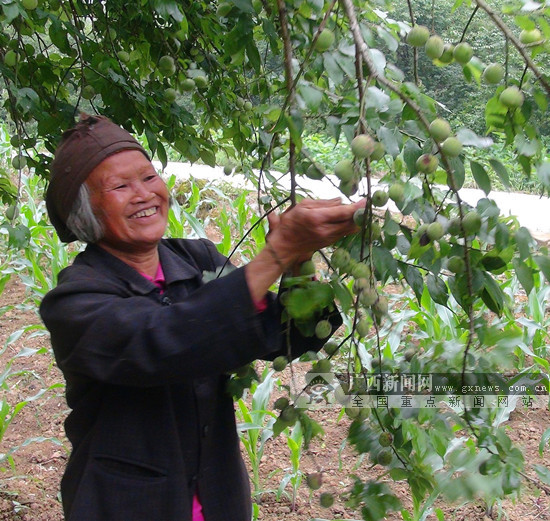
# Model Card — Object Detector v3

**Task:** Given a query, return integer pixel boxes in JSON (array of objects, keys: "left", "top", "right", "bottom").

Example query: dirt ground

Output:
[{"left": 0, "top": 276, "right": 549, "bottom": 521}]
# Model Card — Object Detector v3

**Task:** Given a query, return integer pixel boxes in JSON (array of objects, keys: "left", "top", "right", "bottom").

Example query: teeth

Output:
[{"left": 132, "top": 207, "right": 157, "bottom": 218}]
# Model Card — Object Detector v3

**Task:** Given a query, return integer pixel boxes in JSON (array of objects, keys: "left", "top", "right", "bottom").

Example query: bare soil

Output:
[{"left": 0, "top": 276, "right": 549, "bottom": 521}]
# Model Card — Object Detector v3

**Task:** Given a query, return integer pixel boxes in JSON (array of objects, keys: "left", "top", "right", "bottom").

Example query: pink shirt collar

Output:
[{"left": 138, "top": 263, "right": 166, "bottom": 290}]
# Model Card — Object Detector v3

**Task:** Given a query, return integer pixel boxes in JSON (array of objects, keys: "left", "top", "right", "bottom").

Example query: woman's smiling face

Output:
[{"left": 86, "top": 149, "right": 169, "bottom": 254}]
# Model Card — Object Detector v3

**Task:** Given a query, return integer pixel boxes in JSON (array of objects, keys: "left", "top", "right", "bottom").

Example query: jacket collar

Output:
[{"left": 78, "top": 241, "right": 202, "bottom": 295}]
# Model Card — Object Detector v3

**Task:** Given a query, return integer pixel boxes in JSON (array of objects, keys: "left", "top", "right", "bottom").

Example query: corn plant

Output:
[{"left": 235, "top": 367, "right": 278, "bottom": 498}]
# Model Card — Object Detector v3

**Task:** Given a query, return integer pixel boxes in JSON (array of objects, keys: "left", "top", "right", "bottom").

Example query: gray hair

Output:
[{"left": 65, "top": 184, "right": 104, "bottom": 243}]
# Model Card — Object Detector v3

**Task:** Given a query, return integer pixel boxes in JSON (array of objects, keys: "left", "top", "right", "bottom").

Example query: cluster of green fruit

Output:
[
  {"left": 406, "top": 25, "right": 527, "bottom": 110},
  {"left": 415, "top": 209, "right": 482, "bottom": 251},
  {"left": 333, "top": 134, "right": 385, "bottom": 196},
  {"left": 406, "top": 25, "right": 476, "bottom": 67},
  {"left": 331, "top": 248, "right": 389, "bottom": 329}
]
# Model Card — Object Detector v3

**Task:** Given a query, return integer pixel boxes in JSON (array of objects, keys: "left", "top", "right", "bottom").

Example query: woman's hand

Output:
[{"left": 245, "top": 198, "right": 364, "bottom": 303}]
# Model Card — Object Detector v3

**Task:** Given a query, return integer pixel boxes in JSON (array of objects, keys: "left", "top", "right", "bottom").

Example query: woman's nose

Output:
[{"left": 132, "top": 180, "right": 153, "bottom": 200}]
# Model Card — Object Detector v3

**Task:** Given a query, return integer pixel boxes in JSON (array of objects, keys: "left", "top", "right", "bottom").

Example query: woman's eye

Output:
[
  {"left": 114, "top": 184, "right": 127, "bottom": 190},
  {"left": 145, "top": 175, "right": 157, "bottom": 182}
]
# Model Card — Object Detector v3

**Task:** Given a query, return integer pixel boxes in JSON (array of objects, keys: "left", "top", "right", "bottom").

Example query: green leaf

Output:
[
  {"left": 399, "top": 262, "right": 423, "bottom": 302},
  {"left": 534, "top": 255, "right": 550, "bottom": 282},
  {"left": 540, "top": 428, "right": 550, "bottom": 457},
  {"left": 330, "top": 279, "right": 353, "bottom": 314},
  {"left": 298, "top": 84, "right": 323, "bottom": 111},
  {"left": 489, "top": 159, "right": 511, "bottom": 189},
  {"left": 536, "top": 160, "right": 550, "bottom": 191},
  {"left": 470, "top": 161, "right": 491, "bottom": 195},
  {"left": 456, "top": 128, "right": 493, "bottom": 148},
  {"left": 481, "top": 273, "right": 504, "bottom": 315},
  {"left": 426, "top": 273, "right": 448, "bottom": 306},
  {"left": 533, "top": 465, "right": 550, "bottom": 486},
  {"left": 512, "top": 258, "right": 534, "bottom": 296},
  {"left": 156, "top": 141, "right": 168, "bottom": 170},
  {"left": 515, "top": 227, "right": 533, "bottom": 261},
  {"left": 378, "top": 126, "right": 401, "bottom": 158},
  {"left": 152, "top": 0, "right": 183, "bottom": 21}
]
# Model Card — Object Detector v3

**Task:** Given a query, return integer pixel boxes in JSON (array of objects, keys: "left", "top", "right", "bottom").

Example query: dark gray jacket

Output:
[{"left": 40, "top": 238, "right": 340, "bottom": 521}]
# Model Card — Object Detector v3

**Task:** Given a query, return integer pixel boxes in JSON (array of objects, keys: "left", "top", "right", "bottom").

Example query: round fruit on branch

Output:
[{"left": 406, "top": 25, "right": 430, "bottom": 47}]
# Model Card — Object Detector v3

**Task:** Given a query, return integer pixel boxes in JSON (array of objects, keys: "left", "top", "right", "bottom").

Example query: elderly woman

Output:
[{"left": 40, "top": 114, "right": 362, "bottom": 521}]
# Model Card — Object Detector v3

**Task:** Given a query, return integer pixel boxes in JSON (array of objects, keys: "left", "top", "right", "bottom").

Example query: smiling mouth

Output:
[{"left": 130, "top": 207, "right": 158, "bottom": 219}]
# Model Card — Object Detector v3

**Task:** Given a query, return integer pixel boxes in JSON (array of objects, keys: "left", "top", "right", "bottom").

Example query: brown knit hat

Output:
[{"left": 46, "top": 114, "right": 150, "bottom": 243}]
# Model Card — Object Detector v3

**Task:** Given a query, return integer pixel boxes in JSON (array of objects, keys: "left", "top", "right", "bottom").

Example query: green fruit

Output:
[
  {"left": 483, "top": 63, "right": 504, "bottom": 84},
  {"left": 371, "top": 190, "right": 389, "bottom": 207},
  {"left": 353, "top": 208, "right": 366, "bottom": 226},
  {"left": 377, "top": 449, "right": 393, "bottom": 466},
  {"left": 81, "top": 85, "right": 96, "bottom": 100},
  {"left": 22, "top": 0, "right": 38, "bottom": 9},
  {"left": 425, "top": 35, "right": 444, "bottom": 59},
  {"left": 10, "top": 135, "right": 21, "bottom": 147},
  {"left": 12, "top": 155, "right": 27, "bottom": 170},
  {"left": 159, "top": 55, "right": 176, "bottom": 76},
  {"left": 334, "top": 159, "right": 354, "bottom": 182},
  {"left": 441, "top": 136, "right": 463, "bottom": 157},
  {"left": 462, "top": 211, "right": 481, "bottom": 235},
  {"left": 429, "top": 118, "right": 451, "bottom": 142},
  {"left": 406, "top": 25, "right": 430, "bottom": 47},
  {"left": 272, "top": 356, "right": 288, "bottom": 372},
  {"left": 499, "top": 86, "right": 524, "bottom": 108},
  {"left": 320, "top": 492, "right": 334, "bottom": 508},
  {"left": 453, "top": 42, "right": 473, "bottom": 64},
  {"left": 350, "top": 134, "right": 375, "bottom": 159},
  {"left": 370, "top": 141, "right": 385, "bottom": 161},
  {"left": 388, "top": 183, "right": 404, "bottom": 202},
  {"left": 194, "top": 75, "right": 208, "bottom": 89},
  {"left": 306, "top": 164, "right": 324, "bottom": 180},
  {"left": 426, "top": 221, "right": 444, "bottom": 241},
  {"left": 273, "top": 397, "right": 290, "bottom": 410},
  {"left": 315, "top": 29, "right": 335, "bottom": 52},
  {"left": 280, "top": 405, "right": 298, "bottom": 424},
  {"left": 117, "top": 51, "right": 130, "bottom": 63},
  {"left": 439, "top": 43, "right": 454, "bottom": 64},
  {"left": 378, "top": 432, "right": 393, "bottom": 447},
  {"left": 331, "top": 248, "right": 350, "bottom": 271},
  {"left": 339, "top": 179, "right": 358, "bottom": 197},
  {"left": 324, "top": 341, "right": 339, "bottom": 356},
  {"left": 300, "top": 260, "right": 316, "bottom": 277},
  {"left": 4, "top": 50, "right": 17, "bottom": 67},
  {"left": 416, "top": 153, "right": 438, "bottom": 173},
  {"left": 314, "top": 359, "right": 331, "bottom": 373},
  {"left": 216, "top": 2, "right": 233, "bottom": 17},
  {"left": 315, "top": 320, "right": 332, "bottom": 339},
  {"left": 359, "top": 288, "right": 377, "bottom": 307},
  {"left": 243, "top": 100, "right": 253, "bottom": 111},
  {"left": 5, "top": 204, "right": 19, "bottom": 221},
  {"left": 447, "top": 255, "right": 465, "bottom": 274},
  {"left": 356, "top": 317, "right": 371, "bottom": 338},
  {"left": 306, "top": 472, "right": 323, "bottom": 490},
  {"left": 520, "top": 28, "right": 542, "bottom": 45},
  {"left": 368, "top": 221, "right": 382, "bottom": 241},
  {"left": 353, "top": 277, "right": 370, "bottom": 294},
  {"left": 373, "top": 296, "right": 388, "bottom": 316},
  {"left": 447, "top": 217, "right": 461, "bottom": 236},
  {"left": 163, "top": 88, "right": 177, "bottom": 102},
  {"left": 180, "top": 78, "right": 196, "bottom": 92},
  {"left": 352, "top": 262, "right": 371, "bottom": 279},
  {"left": 223, "top": 165, "right": 233, "bottom": 175}
]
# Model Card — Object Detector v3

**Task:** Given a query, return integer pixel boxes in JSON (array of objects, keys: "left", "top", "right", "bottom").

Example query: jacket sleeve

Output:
[{"left": 40, "top": 248, "right": 340, "bottom": 387}]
